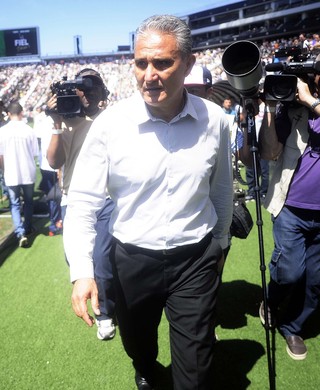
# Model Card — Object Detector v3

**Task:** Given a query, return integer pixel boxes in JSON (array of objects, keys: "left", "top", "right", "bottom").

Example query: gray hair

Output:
[{"left": 135, "top": 15, "right": 192, "bottom": 58}]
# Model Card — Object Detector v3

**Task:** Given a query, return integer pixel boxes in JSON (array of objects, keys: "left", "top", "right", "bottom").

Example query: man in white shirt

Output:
[
  {"left": 0, "top": 101, "right": 39, "bottom": 247},
  {"left": 64, "top": 15, "right": 233, "bottom": 390}
]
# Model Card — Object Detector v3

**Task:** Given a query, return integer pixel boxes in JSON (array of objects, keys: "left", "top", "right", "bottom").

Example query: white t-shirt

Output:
[{"left": 0, "top": 120, "right": 39, "bottom": 186}]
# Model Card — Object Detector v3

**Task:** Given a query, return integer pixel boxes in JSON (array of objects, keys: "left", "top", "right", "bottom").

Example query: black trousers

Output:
[{"left": 110, "top": 233, "right": 222, "bottom": 390}]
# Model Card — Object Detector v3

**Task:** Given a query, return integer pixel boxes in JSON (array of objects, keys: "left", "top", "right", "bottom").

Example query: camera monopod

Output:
[
  {"left": 222, "top": 40, "right": 276, "bottom": 390},
  {"left": 245, "top": 97, "right": 276, "bottom": 390}
]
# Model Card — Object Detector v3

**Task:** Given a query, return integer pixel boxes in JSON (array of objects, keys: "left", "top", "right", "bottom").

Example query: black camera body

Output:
[
  {"left": 263, "top": 74, "right": 298, "bottom": 102},
  {"left": 264, "top": 47, "right": 320, "bottom": 101},
  {"left": 273, "top": 45, "right": 305, "bottom": 61},
  {"left": 51, "top": 76, "right": 93, "bottom": 116},
  {"left": 222, "top": 41, "right": 320, "bottom": 103}
]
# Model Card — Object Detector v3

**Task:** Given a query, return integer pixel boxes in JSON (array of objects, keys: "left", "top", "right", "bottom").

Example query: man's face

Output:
[
  {"left": 76, "top": 77, "right": 104, "bottom": 115},
  {"left": 223, "top": 99, "right": 232, "bottom": 110},
  {"left": 134, "top": 31, "right": 195, "bottom": 119}
]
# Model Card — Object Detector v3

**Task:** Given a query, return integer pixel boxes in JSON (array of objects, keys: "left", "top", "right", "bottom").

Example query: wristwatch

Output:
[{"left": 311, "top": 98, "right": 320, "bottom": 111}]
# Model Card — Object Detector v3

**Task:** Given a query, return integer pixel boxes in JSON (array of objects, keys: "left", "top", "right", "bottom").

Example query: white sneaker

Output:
[
  {"left": 18, "top": 235, "right": 28, "bottom": 248},
  {"left": 96, "top": 318, "right": 116, "bottom": 340}
]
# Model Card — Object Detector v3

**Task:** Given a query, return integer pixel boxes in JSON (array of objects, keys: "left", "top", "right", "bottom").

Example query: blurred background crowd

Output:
[{"left": 1, "top": 36, "right": 315, "bottom": 125}]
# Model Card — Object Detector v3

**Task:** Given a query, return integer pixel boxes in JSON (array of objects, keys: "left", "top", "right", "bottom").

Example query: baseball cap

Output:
[
  {"left": 76, "top": 68, "right": 104, "bottom": 85},
  {"left": 184, "top": 65, "right": 212, "bottom": 87}
]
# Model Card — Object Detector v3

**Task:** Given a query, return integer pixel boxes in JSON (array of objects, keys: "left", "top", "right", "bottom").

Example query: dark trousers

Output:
[
  {"left": 111, "top": 233, "right": 222, "bottom": 390},
  {"left": 93, "top": 198, "right": 116, "bottom": 320}
]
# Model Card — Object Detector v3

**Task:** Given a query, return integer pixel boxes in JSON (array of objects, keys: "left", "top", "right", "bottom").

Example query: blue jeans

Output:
[
  {"left": 267, "top": 205, "right": 320, "bottom": 336},
  {"left": 8, "top": 184, "right": 34, "bottom": 238},
  {"left": 0, "top": 169, "right": 9, "bottom": 198},
  {"left": 40, "top": 170, "right": 62, "bottom": 232},
  {"left": 93, "top": 198, "right": 115, "bottom": 321},
  {"left": 246, "top": 158, "right": 269, "bottom": 196}
]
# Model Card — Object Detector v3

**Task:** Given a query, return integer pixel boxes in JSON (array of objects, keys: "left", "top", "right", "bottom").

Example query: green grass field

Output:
[{"left": 0, "top": 200, "right": 319, "bottom": 390}]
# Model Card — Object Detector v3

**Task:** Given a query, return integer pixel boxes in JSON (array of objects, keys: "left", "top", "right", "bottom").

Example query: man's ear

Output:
[
  {"left": 185, "top": 54, "right": 196, "bottom": 77},
  {"left": 206, "top": 86, "right": 214, "bottom": 100}
]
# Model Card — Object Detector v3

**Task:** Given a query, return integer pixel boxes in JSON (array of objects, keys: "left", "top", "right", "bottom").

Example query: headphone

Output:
[{"left": 75, "top": 68, "right": 110, "bottom": 100}]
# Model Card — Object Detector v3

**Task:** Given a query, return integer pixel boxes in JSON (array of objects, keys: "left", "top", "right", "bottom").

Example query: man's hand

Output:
[
  {"left": 296, "top": 78, "right": 313, "bottom": 107},
  {"left": 71, "top": 278, "right": 100, "bottom": 326},
  {"left": 46, "top": 94, "right": 63, "bottom": 127}
]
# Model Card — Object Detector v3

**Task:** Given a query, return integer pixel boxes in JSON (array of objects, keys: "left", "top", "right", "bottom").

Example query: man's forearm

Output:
[
  {"left": 47, "top": 134, "right": 65, "bottom": 169},
  {"left": 259, "top": 108, "right": 283, "bottom": 160}
]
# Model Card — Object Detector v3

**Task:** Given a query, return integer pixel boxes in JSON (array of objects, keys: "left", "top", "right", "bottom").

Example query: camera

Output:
[
  {"left": 50, "top": 76, "right": 93, "bottom": 116},
  {"left": 222, "top": 41, "right": 320, "bottom": 102},
  {"left": 222, "top": 40, "right": 263, "bottom": 98},
  {"left": 273, "top": 45, "right": 304, "bottom": 61},
  {"left": 264, "top": 46, "right": 320, "bottom": 101}
]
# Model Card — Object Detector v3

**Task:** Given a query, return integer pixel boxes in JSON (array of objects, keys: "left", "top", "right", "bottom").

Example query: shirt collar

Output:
[
  {"left": 183, "top": 90, "right": 199, "bottom": 121},
  {"left": 134, "top": 90, "right": 199, "bottom": 125}
]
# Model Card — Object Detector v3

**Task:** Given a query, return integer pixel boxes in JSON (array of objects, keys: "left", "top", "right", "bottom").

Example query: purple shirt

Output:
[{"left": 285, "top": 116, "right": 320, "bottom": 210}]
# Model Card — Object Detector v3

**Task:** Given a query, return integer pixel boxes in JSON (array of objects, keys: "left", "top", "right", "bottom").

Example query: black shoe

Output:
[
  {"left": 285, "top": 335, "right": 307, "bottom": 360},
  {"left": 135, "top": 371, "right": 154, "bottom": 390}
]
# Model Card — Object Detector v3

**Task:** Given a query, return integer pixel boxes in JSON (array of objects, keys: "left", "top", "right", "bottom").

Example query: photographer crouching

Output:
[
  {"left": 46, "top": 69, "right": 117, "bottom": 342},
  {"left": 259, "top": 55, "right": 320, "bottom": 360}
]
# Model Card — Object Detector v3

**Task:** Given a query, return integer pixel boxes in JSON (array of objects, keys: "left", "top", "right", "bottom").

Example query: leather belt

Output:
[{"left": 117, "top": 232, "right": 213, "bottom": 257}]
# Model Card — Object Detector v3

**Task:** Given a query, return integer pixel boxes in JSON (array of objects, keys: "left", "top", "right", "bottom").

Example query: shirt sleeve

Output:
[
  {"left": 63, "top": 117, "right": 108, "bottom": 282},
  {"left": 210, "top": 116, "right": 234, "bottom": 249}
]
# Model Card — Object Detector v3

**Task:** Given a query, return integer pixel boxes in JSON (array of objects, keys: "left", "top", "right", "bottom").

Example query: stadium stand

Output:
[{"left": 187, "top": 0, "right": 320, "bottom": 50}]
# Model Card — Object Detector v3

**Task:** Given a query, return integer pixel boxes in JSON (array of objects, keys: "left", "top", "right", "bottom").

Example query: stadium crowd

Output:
[
  {"left": 1, "top": 35, "right": 319, "bottom": 123},
  {"left": 0, "top": 59, "right": 137, "bottom": 123}
]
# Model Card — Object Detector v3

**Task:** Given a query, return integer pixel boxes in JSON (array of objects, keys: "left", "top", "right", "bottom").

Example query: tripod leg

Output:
[{"left": 246, "top": 107, "right": 277, "bottom": 390}]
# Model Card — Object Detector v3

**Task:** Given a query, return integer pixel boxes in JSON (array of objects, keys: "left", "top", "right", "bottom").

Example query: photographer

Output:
[
  {"left": 46, "top": 68, "right": 107, "bottom": 204},
  {"left": 259, "top": 66, "right": 320, "bottom": 360},
  {"left": 46, "top": 68, "right": 116, "bottom": 342}
]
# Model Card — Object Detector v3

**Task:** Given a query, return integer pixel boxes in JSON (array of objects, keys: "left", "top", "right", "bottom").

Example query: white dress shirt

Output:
[{"left": 64, "top": 92, "right": 233, "bottom": 281}]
